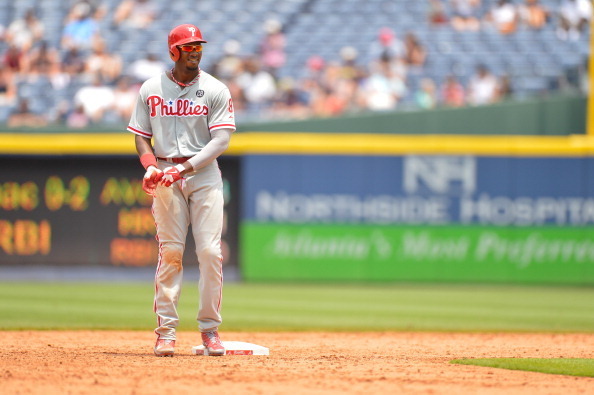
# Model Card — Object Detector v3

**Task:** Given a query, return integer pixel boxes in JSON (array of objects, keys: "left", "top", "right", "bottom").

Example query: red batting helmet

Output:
[{"left": 168, "top": 24, "right": 207, "bottom": 61}]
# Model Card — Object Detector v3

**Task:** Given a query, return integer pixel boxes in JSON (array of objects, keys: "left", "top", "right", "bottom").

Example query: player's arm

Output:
[
  {"left": 128, "top": 83, "right": 162, "bottom": 195},
  {"left": 184, "top": 128, "right": 232, "bottom": 173},
  {"left": 160, "top": 129, "right": 232, "bottom": 186},
  {"left": 184, "top": 87, "right": 235, "bottom": 174},
  {"left": 135, "top": 134, "right": 163, "bottom": 195}
]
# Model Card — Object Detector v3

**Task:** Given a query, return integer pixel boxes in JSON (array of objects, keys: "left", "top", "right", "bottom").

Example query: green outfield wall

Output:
[
  {"left": 238, "top": 94, "right": 586, "bottom": 135},
  {"left": 0, "top": 94, "right": 585, "bottom": 136}
]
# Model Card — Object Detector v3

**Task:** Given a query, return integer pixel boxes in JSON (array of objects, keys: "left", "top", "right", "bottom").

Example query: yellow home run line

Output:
[{"left": 1, "top": 132, "right": 594, "bottom": 156}]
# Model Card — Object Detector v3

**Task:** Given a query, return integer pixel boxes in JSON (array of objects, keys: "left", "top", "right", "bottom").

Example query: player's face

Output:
[{"left": 177, "top": 41, "right": 203, "bottom": 71}]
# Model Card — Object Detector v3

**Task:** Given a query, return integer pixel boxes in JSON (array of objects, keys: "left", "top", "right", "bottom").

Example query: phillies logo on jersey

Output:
[{"left": 147, "top": 95, "right": 209, "bottom": 117}]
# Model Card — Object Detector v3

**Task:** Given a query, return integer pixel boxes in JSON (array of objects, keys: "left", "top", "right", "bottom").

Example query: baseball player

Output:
[{"left": 127, "top": 23, "right": 235, "bottom": 357}]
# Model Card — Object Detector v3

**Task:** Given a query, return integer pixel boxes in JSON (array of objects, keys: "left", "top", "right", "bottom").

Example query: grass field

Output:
[
  {"left": 1, "top": 281, "right": 593, "bottom": 332},
  {"left": 452, "top": 358, "right": 594, "bottom": 378}
]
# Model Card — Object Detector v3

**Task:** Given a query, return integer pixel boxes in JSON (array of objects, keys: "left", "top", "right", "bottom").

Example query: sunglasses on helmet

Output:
[{"left": 178, "top": 44, "right": 203, "bottom": 53}]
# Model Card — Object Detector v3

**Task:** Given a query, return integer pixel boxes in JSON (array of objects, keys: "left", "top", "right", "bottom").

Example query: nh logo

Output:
[
  {"left": 188, "top": 27, "right": 196, "bottom": 35},
  {"left": 404, "top": 156, "right": 476, "bottom": 195}
]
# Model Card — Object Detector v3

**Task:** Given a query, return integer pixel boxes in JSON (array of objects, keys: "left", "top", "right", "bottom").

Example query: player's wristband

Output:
[{"left": 140, "top": 153, "right": 158, "bottom": 170}]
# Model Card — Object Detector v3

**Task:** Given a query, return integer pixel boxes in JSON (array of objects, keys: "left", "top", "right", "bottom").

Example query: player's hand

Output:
[
  {"left": 160, "top": 165, "right": 184, "bottom": 187},
  {"left": 142, "top": 166, "right": 163, "bottom": 196}
]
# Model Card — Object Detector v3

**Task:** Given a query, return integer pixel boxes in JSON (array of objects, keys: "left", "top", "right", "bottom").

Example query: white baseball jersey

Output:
[
  {"left": 127, "top": 69, "right": 235, "bottom": 341},
  {"left": 127, "top": 69, "right": 236, "bottom": 155}
]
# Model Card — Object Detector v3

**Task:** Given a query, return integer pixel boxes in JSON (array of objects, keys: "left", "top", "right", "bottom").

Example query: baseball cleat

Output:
[
  {"left": 154, "top": 339, "right": 175, "bottom": 357},
  {"left": 201, "top": 331, "right": 225, "bottom": 356}
]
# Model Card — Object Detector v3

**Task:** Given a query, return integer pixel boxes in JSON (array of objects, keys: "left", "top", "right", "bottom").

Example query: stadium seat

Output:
[{"left": 0, "top": 0, "right": 590, "bottom": 125}]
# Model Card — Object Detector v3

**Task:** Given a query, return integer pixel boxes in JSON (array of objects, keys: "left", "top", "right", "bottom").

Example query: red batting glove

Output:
[
  {"left": 142, "top": 166, "right": 163, "bottom": 196},
  {"left": 160, "top": 165, "right": 184, "bottom": 187}
]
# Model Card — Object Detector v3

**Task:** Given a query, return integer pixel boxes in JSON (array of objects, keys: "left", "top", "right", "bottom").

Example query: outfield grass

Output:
[
  {"left": 451, "top": 358, "right": 594, "bottom": 378},
  {"left": 0, "top": 282, "right": 593, "bottom": 332}
]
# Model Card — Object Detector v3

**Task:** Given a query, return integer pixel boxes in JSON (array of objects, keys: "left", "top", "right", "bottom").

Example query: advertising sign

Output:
[{"left": 241, "top": 155, "right": 594, "bottom": 283}]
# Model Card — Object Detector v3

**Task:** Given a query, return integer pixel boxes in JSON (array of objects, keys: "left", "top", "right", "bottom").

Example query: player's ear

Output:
[{"left": 170, "top": 47, "right": 180, "bottom": 62}]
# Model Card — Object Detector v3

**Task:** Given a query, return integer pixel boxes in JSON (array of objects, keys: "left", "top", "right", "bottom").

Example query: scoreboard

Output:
[{"left": 0, "top": 156, "right": 240, "bottom": 269}]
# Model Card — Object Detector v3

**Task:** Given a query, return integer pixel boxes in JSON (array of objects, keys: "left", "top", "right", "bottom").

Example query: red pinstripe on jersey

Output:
[
  {"left": 209, "top": 123, "right": 235, "bottom": 132},
  {"left": 128, "top": 125, "right": 152, "bottom": 138}
]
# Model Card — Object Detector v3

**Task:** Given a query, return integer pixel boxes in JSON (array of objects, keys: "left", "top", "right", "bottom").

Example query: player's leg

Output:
[
  {"left": 152, "top": 178, "right": 190, "bottom": 346},
  {"left": 187, "top": 162, "right": 225, "bottom": 333}
]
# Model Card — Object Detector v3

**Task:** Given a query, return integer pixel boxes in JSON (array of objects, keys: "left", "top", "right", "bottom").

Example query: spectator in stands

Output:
[
  {"left": 336, "top": 47, "right": 366, "bottom": 113},
  {"left": 467, "top": 64, "right": 500, "bottom": 105},
  {"left": 428, "top": 0, "right": 449, "bottom": 26},
  {"left": 5, "top": 9, "right": 44, "bottom": 51},
  {"left": 25, "top": 41, "right": 61, "bottom": 76},
  {"left": 128, "top": 52, "right": 166, "bottom": 83},
  {"left": 271, "top": 77, "right": 310, "bottom": 119},
  {"left": 305, "top": 55, "right": 326, "bottom": 84},
  {"left": 403, "top": 32, "right": 427, "bottom": 68},
  {"left": 450, "top": 0, "right": 482, "bottom": 31},
  {"left": 235, "top": 56, "right": 277, "bottom": 114},
  {"left": 369, "top": 29, "right": 409, "bottom": 80},
  {"left": 73, "top": 75, "right": 115, "bottom": 123},
  {"left": 518, "top": 0, "right": 549, "bottom": 30},
  {"left": 557, "top": 0, "right": 592, "bottom": 41},
  {"left": 61, "top": 2, "right": 100, "bottom": 50},
  {"left": 484, "top": 0, "right": 519, "bottom": 34},
  {"left": 311, "top": 84, "right": 348, "bottom": 118},
  {"left": 110, "top": 76, "right": 137, "bottom": 123},
  {"left": 84, "top": 39, "right": 122, "bottom": 84},
  {"left": 113, "top": 0, "right": 157, "bottom": 29},
  {"left": 361, "top": 54, "right": 407, "bottom": 111},
  {"left": 62, "top": 47, "right": 86, "bottom": 76},
  {"left": 0, "top": 65, "right": 17, "bottom": 107},
  {"left": 25, "top": 41, "right": 71, "bottom": 91},
  {"left": 2, "top": 44, "right": 25, "bottom": 73},
  {"left": 48, "top": 66, "right": 71, "bottom": 92},
  {"left": 7, "top": 98, "right": 48, "bottom": 128},
  {"left": 91, "top": 1, "right": 109, "bottom": 22},
  {"left": 440, "top": 75, "right": 466, "bottom": 107},
  {"left": 259, "top": 18, "right": 286, "bottom": 77},
  {"left": 319, "top": 61, "right": 343, "bottom": 92},
  {"left": 338, "top": 46, "right": 365, "bottom": 82},
  {"left": 66, "top": 103, "right": 91, "bottom": 128},
  {"left": 369, "top": 27, "right": 406, "bottom": 63},
  {"left": 415, "top": 78, "right": 438, "bottom": 109},
  {"left": 211, "top": 40, "right": 242, "bottom": 81}
]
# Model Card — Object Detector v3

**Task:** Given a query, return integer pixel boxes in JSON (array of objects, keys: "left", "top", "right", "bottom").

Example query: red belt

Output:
[{"left": 157, "top": 157, "right": 192, "bottom": 164}]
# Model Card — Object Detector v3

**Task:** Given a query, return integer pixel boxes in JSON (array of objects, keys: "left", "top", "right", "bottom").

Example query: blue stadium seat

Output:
[{"left": 0, "top": 0, "right": 589, "bottom": 125}]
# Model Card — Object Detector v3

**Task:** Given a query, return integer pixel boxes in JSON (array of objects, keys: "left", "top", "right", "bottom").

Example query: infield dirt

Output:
[{"left": 1, "top": 331, "right": 593, "bottom": 394}]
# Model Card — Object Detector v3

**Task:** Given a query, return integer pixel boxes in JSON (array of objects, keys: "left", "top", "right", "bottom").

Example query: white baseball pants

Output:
[{"left": 152, "top": 160, "right": 224, "bottom": 340}]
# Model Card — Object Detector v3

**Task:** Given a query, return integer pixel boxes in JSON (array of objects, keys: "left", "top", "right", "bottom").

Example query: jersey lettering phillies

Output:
[{"left": 127, "top": 70, "right": 236, "bottom": 157}]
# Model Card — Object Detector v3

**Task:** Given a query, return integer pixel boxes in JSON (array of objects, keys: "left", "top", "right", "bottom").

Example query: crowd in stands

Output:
[
  {"left": 0, "top": 0, "right": 590, "bottom": 129},
  {"left": 431, "top": 0, "right": 591, "bottom": 37}
]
